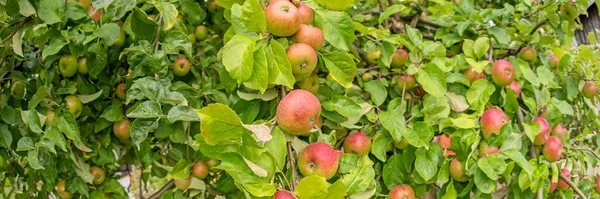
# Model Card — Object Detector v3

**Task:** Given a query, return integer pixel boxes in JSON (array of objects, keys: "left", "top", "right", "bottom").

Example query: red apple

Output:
[
  {"left": 294, "top": 24, "right": 324, "bottom": 50},
  {"left": 543, "top": 136, "right": 563, "bottom": 162},
  {"left": 396, "top": 75, "right": 416, "bottom": 91},
  {"left": 557, "top": 169, "right": 571, "bottom": 191},
  {"left": 433, "top": 134, "right": 455, "bottom": 157},
  {"left": 389, "top": 184, "right": 416, "bottom": 199},
  {"left": 480, "top": 108, "right": 510, "bottom": 140},
  {"left": 491, "top": 59, "right": 515, "bottom": 86},
  {"left": 192, "top": 161, "right": 209, "bottom": 180},
  {"left": 343, "top": 132, "right": 372, "bottom": 156},
  {"left": 552, "top": 124, "right": 567, "bottom": 137},
  {"left": 88, "top": 6, "right": 102, "bottom": 22},
  {"left": 533, "top": 117, "right": 550, "bottom": 145},
  {"left": 549, "top": 178, "right": 558, "bottom": 193},
  {"left": 116, "top": 83, "right": 126, "bottom": 101},
  {"left": 265, "top": 0, "right": 301, "bottom": 37},
  {"left": 464, "top": 68, "right": 486, "bottom": 84},
  {"left": 276, "top": 90, "right": 321, "bottom": 135},
  {"left": 595, "top": 176, "right": 600, "bottom": 193},
  {"left": 113, "top": 118, "right": 131, "bottom": 140},
  {"left": 274, "top": 190, "right": 296, "bottom": 199},
  {"left": 548, "top": 54, "right": 559, "bottom": 68},
  {"left": 519, "top": 47, "right": 537, "bottom": 63},
  {"left": 479, "top": 141, "right": 499, "bottom": 157},
  {"left": 287, "top": 43, "right": 318, "bottom": 81},
  {"left": 506, "top": 81, "right": 521, "bottom": 96},
  {"left": 583, "top": 82, "right": 597, "bottom": 98},
  {"left": 297, "top": 142, "right": 343, "bottom": 179},
  {"left": 390, "top": 49, "right": 409, "bottom": 68},
  {"left": 449, "top": 158, "right": 469, "bottom": 182},
  {"left": 297, "top": 4, "right": 313, "bottom": 25}
]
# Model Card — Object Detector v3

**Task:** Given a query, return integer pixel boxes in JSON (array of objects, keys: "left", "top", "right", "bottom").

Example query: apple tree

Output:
[{"left": 0, "top": 0, "right": 599, "bottom": 198}]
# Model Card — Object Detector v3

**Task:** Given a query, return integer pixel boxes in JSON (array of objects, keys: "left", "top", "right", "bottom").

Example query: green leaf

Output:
[
  {"left": 195, "top": 103, "right": 246, "bottom": 145},
  {"left": 16, "top": 137, "right": 33, "bottom": 151},
  {"left": 28, "top": 149, "right": 44, "bottom": 170},
  {"left": 216, "top": 153, "right": 277, "bottom": 197},
  {"left": 477, "top": 155, "right": 506, "bottom": 180},
  {"left": 44, "top": 126, "right": 67, "bottom": 152},
  {"left": 243, "top": 46, "right": 269, "bottom": 93},
  {"left": 77, "top": 90, "right": 103, "bottom": 104},
  {"left": 371, "top": 133, "right": 391, "bottom": 162},
  {"left": 57, "top": 113, "right": 92, "bottom": 152},
  {"left": 383, "top": 154, "right": 410, "bottom": 190},
  {"left": 342, "top": 157, "right": 375, "bottom": 196},
  {"left": 326, "top": 180, "right": 347, "bottom": 199},
  {"left": 167, "top": 105, "right": 201, "bottom": 123},
  {"left": 222, "top": 35, "right": 256, "bottom": 83},
  {"left": 474, "top": 167, "right": 496, "bottom": 194},
  {"left": 296, "top": 175, "right": 329, "bottom": 199},
  {"left": 322, "top": 52, "right": 357, "bottom": 88},
  {"left": 130, "top": 8, "right": 158, "bottom": 39},
  {"left": 415, "top": 145, "right": 441, "bottom": 181},
  {"left": 364, "top": 81, "right": 388, "bottom": 106},
  {"left": 443, "top": 181, "right": 458, "bottom": 199},
  {"left": 20, "top": 110, "right": 43, "bottom": 134},
  {"left": 422, "top": 95, "right": 450, "bottom": 125},
  {"left": 154, "top": 2, "right": 178, "bottom": 30},
  {"left": 488, "top": 27, "right": 510, "bottom": 45},
  {"left": 69, "top": 151, "right": 95, "bottom": 184},
  {"left": 127, "top": 101, "right": 162, "bottom": 118},
  {"left": 473, "top": 37, "right": 490, "bottom": 59},
  {"left": 265, "top": 127, "right": 287, "bottom": 169},
  {"left": 446, "top": 92, "right": 469, "bottom": 113},
  {"left": 172, "top": 159, "right": 191, "bottom": 180},
  {"left": 338, "top": 153, "right": 358, "bottom": 174},
  {"left": 378, "top": 5, "right": 409, "bottom": 24},
  {"left": 240, "top": 0, "right": 266, "bottom": 33},
  {"left": 406, "top": 25, "right": 423, "bottom": 46},
  {"left": 266, "top": 40, "right": 295, "bottom": 89},
  {"left": 501, "top": 149, "right": 533, "bottom": 176},
  {"left": 100, "top": 103, "right": 125, "bottom": 122},
  {"left": 322, "top": 96, "right": 362, "bottom": 119},
  {"left": 379, "top": 109, "right": 405, "bottom": 142},
  {"left": 407, "top": 122, "right": 434, "bottom": 148},
  {"left": 314, "top": 9, "right": 355, "bottom": 51},
  {"left": 42, "top": 39, "right": 67, "bottom": 60},
  {"left": 415, "top": 63, "right": 447, "bottom": 98},
  {"left": 466, "top": 79, "right": 496, "bottom": 113},
  {"left": 18, "top": 0, "right": 36, "bottom": 16},
  {"left": 98, "top": 23, "right": 121, "bottom": 46},
  {"left": 0, "top": 124, "right": 12, "bottom": 148},
  {"left": 12, "top": 29, "right": 23, "bottom": 57},
  {"left": 181, "top": 0, "right": 206, "bottom": 26},
  {"left": 523, "top": 122, "right": 541, "bottom": 143},
  {"left": 91, "top": 0, "right": 113, "bottom": 9},
  {"left": 87, "top": 43, "right": 108, "bottom": 79},
  {"left": 130, "top": 119, "right": 159, "bottom": 149},
  {"left": 1, "top": 106, "right": 19, "bottom": 124},
  {"left": 216, "top": 0, "right": 245, "bottom": 9},
  {"left": 462, "top": 39, "right": 475, "bottom": 58},
  {"left": 550, "top": 98, "right": 574, "bottom": 116},
  {"left": 450, "top": 114, "right": 477, "bottom": 129},
  {"left": 38, "top": 0, "right": 63, "bottom": 24},
  {"left": 162, "top": 31, "right": 194, "bottom": 59},
  {"left": 127, "top": 77, "right": 168, "bottom": 104},
  {"left": 106, "top": 0, "right": 135, "bottom": 21},
  {"left": 515, "top": 60, "right": 540, "bottom": 87}
]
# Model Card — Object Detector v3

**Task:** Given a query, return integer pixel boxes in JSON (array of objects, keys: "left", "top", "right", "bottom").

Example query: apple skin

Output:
[
  {"left": 552, "top": 124, "right": 567, "bottom": 138},
  {"left": 583, "top": 82, "right": 597, "bottom": 98},
  {"left": 595, "top": 176, "right": 600, "bottom": 193},
  {"left": 295, "top": 72, "right": 319, "bottom": 94},
  {"left": 116, "top": 83, "right": 127, "bottom": 101},
  {"left": 206, "top": 159, "right": 221, "bottom": 170},
  {"left": 172, "top": 57, "right": 191, "bottom": 76},
  {"left": 113, "top": 31, "right": 125, "bottom": 47},
  {"left": 11, "top": 81, "right": 25, "bottom": 100},
  {"left": 549, "top": 178, "right": 558, "bottom": 193},
  {"left": 480, "top": 108, "right": 509, "bottom": 140},
  {"left": 192, "top": 161, "right": 209, "bottom": 180},
  {"left": 362, "top": 73, "right": 373, "bottom": 81},
  {"left": 533, "top": 117, "right": 550, "bottom": 145},
  {"left": 287, "top": 43, "right": 318, "bottom": 81},
  {"left": 390, "top": 49, "right": 409, "bottom": 68},
  {"left": 519, "top": 47, "right": 537, "bottom": 63},
  {"left": 78, "top": 58, "right": 88, "bottom": 75},
  {"left": 55, "top": 179, "right": 73, "bottom": 199},
  {"left": 432, "top": 134, "right": 455, "bottom": 157},
  {"left": 78, "top": 0, "right": 91, "bottom": 10},
  {"left": 188, "top": 34, "right": 196, "bottom": 44},
  {"left": 274, "top": 190, "right": 296, "bottom": 199},
  {"left": 478, "top": 141, "right": 499, "bottom": 157},
  {"left": 265, "top": 1, "right": 301, "bottom": 37},
  {"left": 65, "top": 95, "right": 83, "bottom": 118},
  {"left": 449, "top": 158, "right": 469, "bottom": 182},
  {"left": 297, "top": 4, "right": 314, "bottom": 25},
  {"left": 464, "top": 68, "right": 485, "bottom": 84},
  {"left": 294, "top": 24, "right": 324, "bottom": 50},
  {"left": 389, "top": 184, "right": 416, "bottom": 199},
  {"left": 394, "top": 139, "right": 409, "bottom": 150},
  {"left": 543, "top": 136, "right": 563, "bottom": 162},
  {"left": 506, "top": 81, "right": 521, "bottom": 96},
  {"left": 548, "top": 54, "right": 559, "bottom": 68},
  {"left": 276, "top": 89, "right": 321, "bottom": 135},
  {"left": 90, "top": 166, "right": 106, "bottom": 185},
  {"left": 367, "top": 50, "right": 381, "bottom": 64},
  {"left": 45, "top": 110, "right": 56, "bottom": 126},
  {"left": 174, "top": 177, "right": 192, "bottom": 190},
  {"left": 557, "top": 169, "right": 571, "bottom": 191},
  {"left": 396, "top": 75, "right": 416, "bottom": 91},
  {"left": 297, "top": 142, "right": 343, "bottom": 179},
  {"left": 88, "top": 6, "right": 102, "bottom": 22},
  {"left": 343, "top": 132, "right": 372, "bottom": 156},
  {"left": 59, "top": 54, "right": 79, "bottom": 78},
  {"left": 491, "top": 59, "right": 515, "bottom": 87},
  {"left": 195, "top": 25, "right": 208, "bottom": 41},
  {"left": 113, "top": 118, "right": 132, "bottom": 140}
]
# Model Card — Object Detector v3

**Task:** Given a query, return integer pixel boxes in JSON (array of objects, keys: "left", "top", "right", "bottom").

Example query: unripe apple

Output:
[
  {"left": 116, "top": 83, "right": 127, "bottom": 101},
  {"left": 113, "top": 118, "right": 132, "bottom": 140},
  {"left": 519, "top": 47, "right": 537, "bottom": 63},
  {"left": 45, "top": 110, "right": 56, "bottom": 126},
  {"left": 274, "top": 190, "right": 296, "bottom": 199},
  {"left": 276, "top": 90, "right": 321, "bottom": 135},
  {"left": 208, "top": 1, "right": 220, "bottom": 13},
  {"left": 506, "top": 81, "right": 521, "bottom": 96},
  {"left": 583, "top": 82, "right": 597, "bottom": 98},
  {"left": 343, "top": 132, "right": 371, "bottom": 156},
  {"left": 206, "top": 159, "right": 221, "bottom": 170},
  {"left": 491, "top": 59, "right": 515, "bottom": 87},
  {"left": 65, "top": 95, "right": 83, "bottom": 118},
  {"left": 548, "top": 54, "right": 559, "bottom": 68},
  {"left": 557, "top": 169, "right": 571, "bottom": 190},
  {"left": 464, "top": 68, "right": 485, "bottom": 84},
  {"left": 192, "top": 161, "right": 209, "bottom": 180},
  {"left": 78, "top": 0, "right": 91, "bottom": 10},
  {"left": 543, "top": 136, "right": 563, "bottom": 162},
  {"left": 297, "top": 4, "right": 313, "bottom": 25},
  {"left": 396, "top": 75, "right": 416, "bottom": 91},
  {"left": 265, "top": 1, "right": 301, "bottom": 37},
  {"left": 481, "top": 108, "right": 509, "bottom": 140},
  {"left": 479, "top": 141, "right": 499, "bottom": 157},
  {"left": 172, "top": 57, "right": 191, "bottom": 76},
  {"left": 55, "top": 179, "right": 73, "bottom": 199},
  {"left": 449, "top": 158, "right": 469, "bottom": 182},
  {"left": 287, "top": 43, "right": 317, "bottom": 81},
  {"left": 195, "top": 25, "right": 208, "bottom": 41},
  {"left": 297, "top": 142, "right": 343, "bottom": 179},
  {"left": 188, "top": 34, "right": 196, "bottom": 44},
  {"left": 390, "top": 49, "right": 409, "bottom": 68},
  {"left": 389, "top": 184, "right": 416, "bottom": 199},
  {"left": 59, "top": 54, "right": 79, "bottom": 78},
  {"left": 90, "top": 166, "right": 106, "bottom": 185},
  {"left": 88, "top": 6, "right": 102, "bottom": 22},
  {"left": 367, "top": 50, "right": 381, "bottom": 63},
  {"left": 294, "top": 24, "right": 324, "bottom": 50},
  {"left": 10, "top": 81, "right": 25, "bottom": 100},
  {"left": 295, "top": 72, "right": 319, "bottom": 94},
  {"left": 362, "top": 73, "right": 373, "bottom": 82},
  {"left": 113, "top": 31, "right": 125, "bottom": 47},
  {"left": 78, "top": 58, "right": 88, "bottom": 75},
  {"left": 552, "top": 124, "right": 567, "bottom": 137},
  {"left": 533, "top": 117, "right": 550, "bottom": 145},
  {"left": 174, "top": 176, "right": 192, "bottom": 190}
]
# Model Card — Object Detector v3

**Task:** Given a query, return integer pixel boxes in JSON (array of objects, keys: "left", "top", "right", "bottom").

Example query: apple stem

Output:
[
  {"left": 559, "top": 172, "right": 587, "bottom": 199},
  {"left": 286, "top": 142, "right": 298, "bottom": 192}
]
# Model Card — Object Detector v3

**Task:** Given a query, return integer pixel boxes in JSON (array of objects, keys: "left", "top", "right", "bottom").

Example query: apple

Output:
[
  {"left": 464, "top": 68, "right": 485, "bottom": 84},
  {"left": 265, "top": 1, "right": 301, "bottom": 37},
  {"left": 297, "top": 4, "right": 314, "bottom": 25},
  {"left": 274, "top": 190, "right": 296, "bottom": 199},
  {"left": 188, "top": 34, "right": 196, "bottom": 44},
  {"left": 367, "top": 50, "right": 381, "bottom": 63},
  {"left": 479, "top": 141, "right": 499, "bottom": 157},
  {"left": 287, "top": 43, "right": 318, "bottom": 81},
  {"left": 491, "top": 59, "right": 515, "bottom": 87},
  {"left": 334, "top": 128, "right": 349, "bottom": 139},
  {"left": 11, "top": 81, "right": 25, "bottom": 100},
  {"left": 59, "top": 54, "right": 79, "bottom": 77},
  {"left": 78, "top": 0, "right": 91, "bottom": 10},
  {"left": 596, "top": 176, "right": 600, "bottom": 193},
  {"left": 543, "top": 136, "right": 563, "bottom": 162},
  {"left": 297, "top": 142, "right": 343, "bottom": 179},
  {"left": 207, "top": 1, "right": 220, "bottom": 13},
  {"left": 294, "top": 24, "right": 324, "bottom": 50},
  {"left": 343, "top": 132, "right": 371, "bottom": 156},
  {"left": 396, "top": 75, "right": 416, "bottom": 91},
  {"left": 552, "top": 124, "right": 567, "bottom": 137},
  {"left": 88, "top": 6, "right": 102, "bottom": 22},
  {"left": 172, "top": 57, "right": 191, "bottom": 76},
  {"left": 540, "top": 108, "right": 547, "bottom": 118},
  {"left": 548, "top": 54, "right": 559, "bottom": 68},
  {"left": 90, "top": 166, "right": 105, "bottom": 185},
  {"left": 174, "top": 176, "right": 192, "bottom": 190},
  {"left": 55, "top": 179, "right": 73, "bottom": 199},
  {"left": 113, "top": 118, "right": 132, "bottom": 140},
  {"left": 433, "top": 134, "right": 455, "bottom": 157},
  {"left": 276, "top": 89, "right": 321, "bottom": 135},
  {"left": 206, "top": 159, "right": 221, "bottom": 170},
  {"left": 506, "top": 81, "right": 521, "bottom": 96},
  {"left": 65, "top": 95, "right": 83, "bottom": 118},
  {"left": 78, "top": 58, "right": 88, "bottom": 75},
  {"left": 389, "top": 184, "right": 416, "bottom": 199},
  {"left": 394, "top": 139, "right": 409, "bottom": 150},
  {"left": 113, "top": 31, "right": 125, "bottom": 47},
  {"left": 533, "top": 117, "right": 550, "bottom": 145},
  {"left": 481, "top": 108, "right": 509, "bottom": 140},
  {"left": 45, "top": 110, "right": 56, "bottom": 126},
  {"left": 583, "top": 82, "right": 597, "bottom": 98},
  {"left": 192, "top": 161, "right": 209, "bottom": 180},
  {"left": 519, "top": 47, "right": 537, "bottom": 63},
  {"left": 549, "top": 178, "right": 558, "bottom": 193},
  {"left": 148, "top": 14, "right": 156, "bottom": 20},
  {"left": 391, "top": 49, "right": 409, "bottom": 68},
  {"left": 116, "top": 83, "right": 127, "bottom": 101},
  {"left": 449, "top": 158, "right": 469, "bottom": 182},
  {"left": 195, "top": 25, "right": 208, "bottom": 41},
  {"left": 557, "top": 169, "right": 571, "bottom": 190},
  {"left": 295, "top": 72, "right": 319, "bottom": 94}
]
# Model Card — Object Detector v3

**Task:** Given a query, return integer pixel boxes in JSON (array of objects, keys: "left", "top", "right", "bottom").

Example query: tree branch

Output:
[
  {"left": 147, "top": 180, "right": 175, "bottom": 199},
  {"left": 559, "top": 172, "right": 587, "bottom": 199},
  {"left": 570, "top": 147, "right": 600, "bottom": 160},
  {"left": 287, "top": 142, "right": 298, "bottom": 192},
  {"left": 153, "top": 14, "right": 163, "bottom": 54},
  {"left": 523, "top": 2, "right": 555, "bottom": 18}
]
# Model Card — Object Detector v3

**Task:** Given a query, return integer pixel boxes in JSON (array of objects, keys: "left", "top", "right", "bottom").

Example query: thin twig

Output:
[
  {"left": 559, "top": 172, "right": 587, "bottom": 199},
  {"left": 523, "top": 2, "right": 555, "bottom": 18},
  {"left": 287, "top": 142, "right": 298, "bottom": 192},
  {"left": 352, "top": 44, "right": 374, "bottom": 66},
  {"left": 147, "top": 180, "right": 174, "bottom": 199},
  {"left": 377, "top": 0, "right": 389, "bottom": 27},
  {"left": 515, "top": 21, "right": 547, "bottom": 55},
  {"left": 139, "top": 166, "right": 144, "bottom": 199},
  {"left": 571, "top": 147, "right": 600, "bottom": 160},
  {"left": 153, "top": 14, "right": 163, "bottom": 54}
]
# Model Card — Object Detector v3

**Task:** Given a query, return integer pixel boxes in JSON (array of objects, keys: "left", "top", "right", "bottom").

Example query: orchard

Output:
[{"left": 1, "top": 0, "right": 600, "bottom": 199}]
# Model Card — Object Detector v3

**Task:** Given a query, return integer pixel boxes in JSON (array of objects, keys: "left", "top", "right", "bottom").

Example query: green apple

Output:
[
  {"left": 115, "top": 83, "right": 127, "bottom": 101},
  {"left": 59, "top": 55, "right": 79, "bottom": 77},
  {"left": 65, "top": 95, "right": 83, "bottom": 118},
  {"left": 367, "top": 50, "right": 381, "bottom": 64},
  {"left": 195, "top": 25, "right": 208, "bottom": 41},
  {"left": 295, "top": 72, "right": 319, "bottom": 94},
  {"left": 113, "top": 31, "right": 125, "bottom": 47},
  {"left": 90, "top": 166, "right": 105, "bottom": 185},
  {"left": 10, "top": 81, "right": 25, "bottom": 100},
  {"left": 172, "top": 57, "right": 191, "bottom": 76},
  {"left": 78, "top": 58, "right": 88, "bottom": 75}
]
